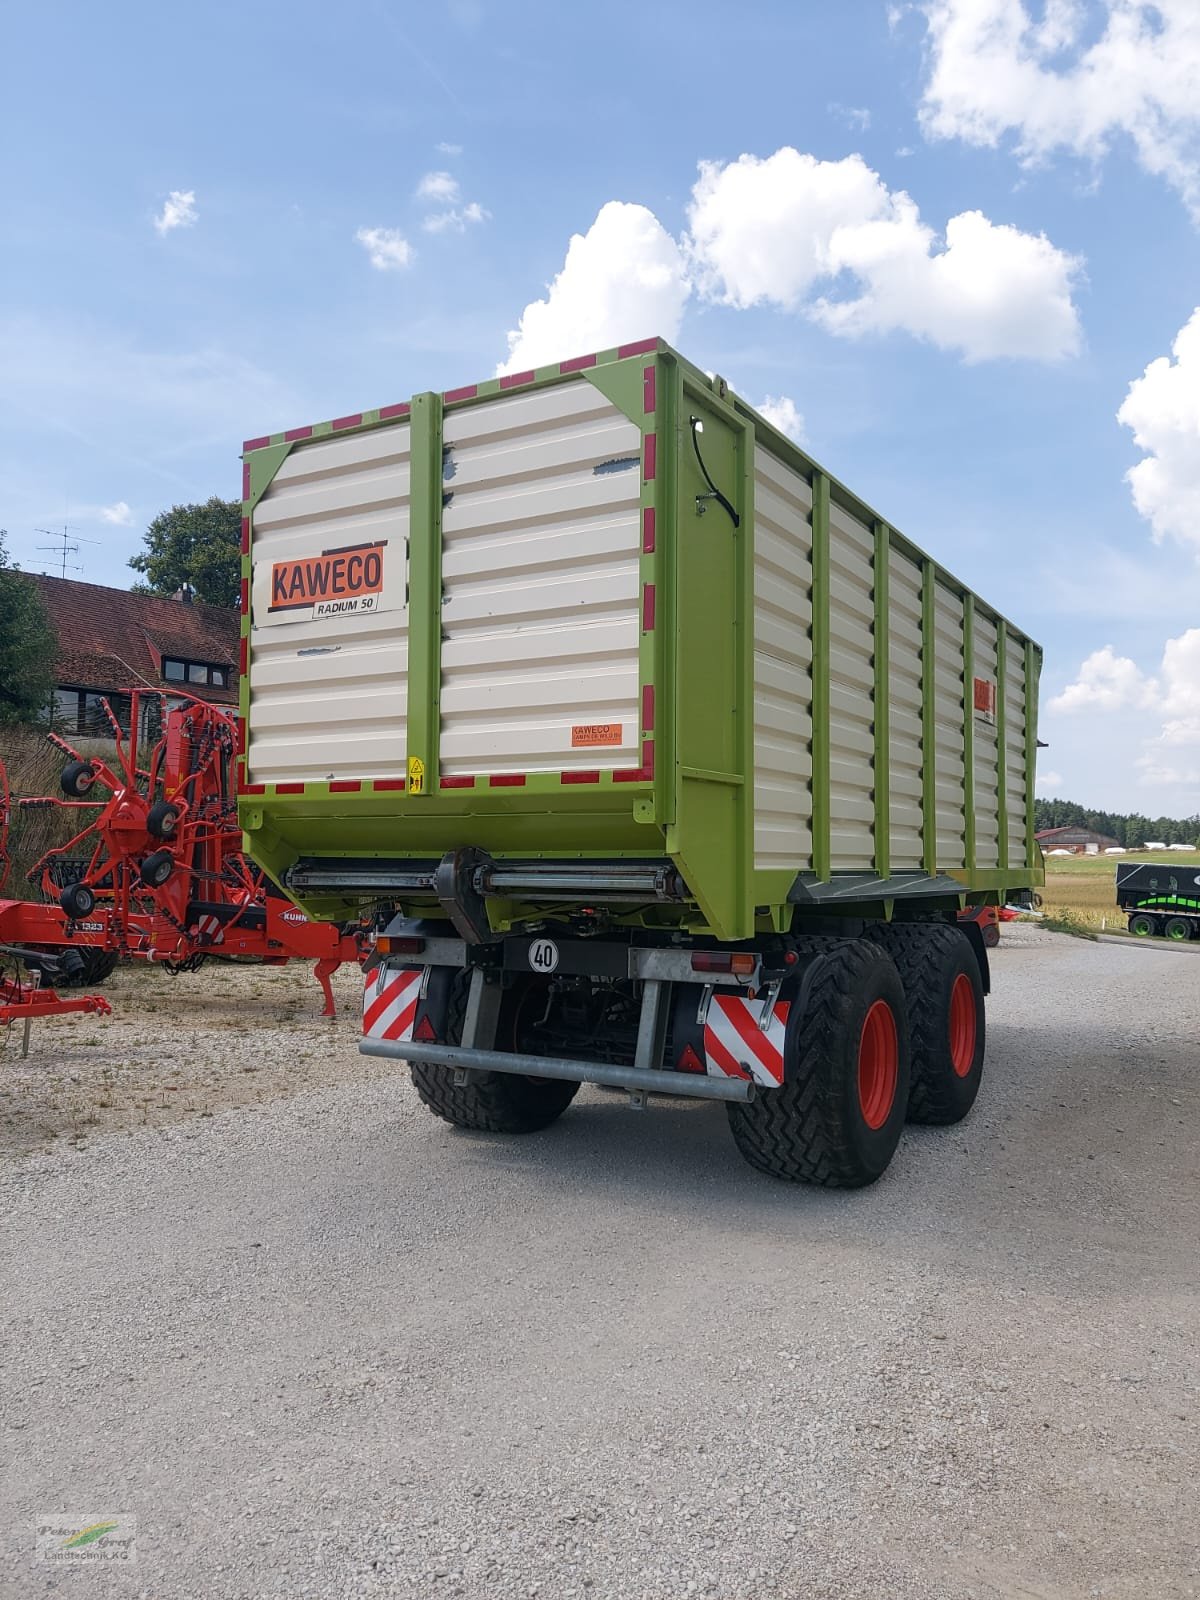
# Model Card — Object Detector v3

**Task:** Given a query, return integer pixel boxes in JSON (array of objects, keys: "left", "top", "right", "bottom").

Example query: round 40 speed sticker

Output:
[{"left": 528, "top": 938, "right": 560, "bottom": 973}]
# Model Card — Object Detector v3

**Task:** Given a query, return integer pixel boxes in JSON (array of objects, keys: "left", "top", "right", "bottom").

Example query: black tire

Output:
[
  {"left": 1128, "top": 912, "right": 1157, "bottom": 937},
  {"left": 146, "top": 800, "right": 181, "bottom": 839},
  {"left": 982, "top": 921, "right": 1000, "bottom": 949},
  {"left": 410, "top": 973, "right": 579, "bottom": 1134},
  {"left": 1163, "top": 916, "right": 1193, "bottom": 942},
  {"left": 140, "top": 849, "right": 175, "bottom": 888},
  {"left": 864, "top": 922, "right": 985, "bottom": 1126},
  {"left": 60, "top": 760, "right": 97, "bottom": 798},
  {"left": 726, "top": 939, "right": 910, "bottom": 1188},
  {"left": 76, "top": 949, "right": 118, "bottom": 985},
  {"left": 59, "top": 881, "right": 96, "bottom": 918}
]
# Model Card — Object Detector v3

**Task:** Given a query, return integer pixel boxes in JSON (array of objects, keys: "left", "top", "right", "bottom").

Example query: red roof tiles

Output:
[{"left": 29, "top": 575, "right": 239, "bottom": 705}]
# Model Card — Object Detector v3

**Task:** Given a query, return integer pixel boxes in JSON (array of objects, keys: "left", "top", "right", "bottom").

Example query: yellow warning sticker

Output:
[{"left": 407, "top": 755, "right": 426, "bottom": 794}]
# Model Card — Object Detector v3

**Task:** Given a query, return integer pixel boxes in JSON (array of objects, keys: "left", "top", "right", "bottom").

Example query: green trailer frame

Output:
[{"left": 238, "top": 339, "right": 1042, "bottom": 941}]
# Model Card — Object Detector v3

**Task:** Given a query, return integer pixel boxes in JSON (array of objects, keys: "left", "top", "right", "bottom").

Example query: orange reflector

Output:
[
  {"left": 691, "top": 951, "right": 757, "bottom": 975},
  {"left": 376, "top": 935, "right": 425, "bottom": 956}
]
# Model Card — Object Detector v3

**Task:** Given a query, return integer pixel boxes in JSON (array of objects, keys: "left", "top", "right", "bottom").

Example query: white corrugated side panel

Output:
[
  {"left": 752, "top": 446, "right": 814, "bottom": 872},
  {"left": 888, "top": 549, "right": 925, "bottom": 871},
  {"left": 933, "top": 583, "right": 967, "bottom": 869},
  {"left": 973, "top": 613, "right": 1001, "bottom": 870},
  {"left": 248, "top": 423, "right": 411, "bottom": 784},
  {"left": 828, "top": 502, "right": 876, "bottom": 872},
  {"left": 439, "top": 383, "right": 641, "bottom": 776},
  {"left": 1005, "top": 633, "right": 1028, "bottom": 869}
]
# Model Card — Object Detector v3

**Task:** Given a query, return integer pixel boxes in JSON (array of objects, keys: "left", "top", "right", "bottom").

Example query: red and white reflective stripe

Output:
[
  {"left": 362, "top": 966, "right": 422, "bottom": 1043},
  {"left": 703, "top": 996, "right": 790, "bottom": 1086},
  {"left": 192, "top": 914, "right": 225, "bottom": 946}
]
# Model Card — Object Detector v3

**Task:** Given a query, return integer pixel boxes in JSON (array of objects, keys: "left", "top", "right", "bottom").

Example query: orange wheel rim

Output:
[
  {"left": 857, "top": 1000, "right": 899, "bottom": 1129},
  {"left": 948, "top": 973, "right": 977, "bottom": 1078}
]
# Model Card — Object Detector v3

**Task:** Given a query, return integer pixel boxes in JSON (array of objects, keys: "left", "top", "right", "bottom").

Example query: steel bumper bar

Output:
[{"left": 359, "top": 1037, "right": 756, "bottom": 1103}]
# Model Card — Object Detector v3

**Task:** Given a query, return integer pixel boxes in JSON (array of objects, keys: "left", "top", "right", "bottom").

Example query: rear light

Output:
[
  {"left": 375, "top": 935, "right": 425, "bottom": 956},
  {"left": 691, "top": 951, "right": 756, "bottom": 976}
]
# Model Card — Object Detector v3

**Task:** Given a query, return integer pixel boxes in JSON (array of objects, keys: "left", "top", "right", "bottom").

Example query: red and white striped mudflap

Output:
[
  {"left": 703, "top": 995, "right": 791, "bottom": 1086},
  {"left": 362, "top": 966, "right": 423, "bottom": 1044}
]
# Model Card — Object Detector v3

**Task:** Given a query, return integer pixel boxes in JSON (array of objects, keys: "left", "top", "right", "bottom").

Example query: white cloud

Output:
[
  {"left": 757, "top": 395, "right": 806, "bottom": 443},
  {"left": 829, "top": 103, "right": 872, "bottom": 130},
  {"left": 686, "top": 148, "right": 1081, "bottom": 361},
  {"left": 355, "top": 226, "right": 413, "bottom": 271},
  {"left": 99, "top": 501, "right": 133, "bottom": 526},
  {"left": 1050, "top": 645, "right": 1160, "bottom": 713},
  {"left": 436, "top": 141, "right": 463, "bottom": 155},
  {"left": 422, "top": 201, "right": 489, "bottom": 234},
  {"left": 417, "top": 170, "right": 460, "bottom": 204},
  {"left": 918, "top": 0, "right": 1200, "bottom": 217},
  {"left": 498, "top": 201, "right": 690, "bottom": 375},
  {"left": 1035, "top": 768, "right": 1063, "bottom": 793},
  {"left": 1117, "top": 308, "right": 1200, "bottom": 553},
  {"left": 154, "top": 190, "right": 197, "bottom": 235},
  {"left": 1052, "top": 630, "right": 1200, "bottom": 805}
]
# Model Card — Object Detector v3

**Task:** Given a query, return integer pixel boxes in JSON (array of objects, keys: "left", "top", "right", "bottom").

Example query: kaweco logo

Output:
[{"left": 269, "top": 541, "right": 385, "bottom": 618}]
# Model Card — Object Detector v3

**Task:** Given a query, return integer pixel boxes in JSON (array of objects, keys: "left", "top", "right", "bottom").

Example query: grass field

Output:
[{"left": 1038, "top": 849, "right": 1200, "bottom": 933}]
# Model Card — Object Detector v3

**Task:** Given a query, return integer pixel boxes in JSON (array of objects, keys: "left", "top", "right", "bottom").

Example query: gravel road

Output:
[{"left": 1, "top": 926, "right": 1197, "bottom": 1600}]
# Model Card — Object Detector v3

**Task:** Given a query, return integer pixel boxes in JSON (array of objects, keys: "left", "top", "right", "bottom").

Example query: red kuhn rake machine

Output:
[
  {"left": 1, "top": 752, "right": 112, "bottom": 1050},
  {"left": 0, "top": 690, "right": 367, "bottom": 1035}
]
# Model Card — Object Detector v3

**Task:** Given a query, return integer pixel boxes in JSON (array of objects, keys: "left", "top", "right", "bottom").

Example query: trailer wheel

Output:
[
  {"left": 864, "top": 922, "right": 985, "bottom": 1125},
  {"left": 60, "top": 882, "right": 96, "bottom": 919},
  {"left": 1128, "top": 913, "right": 1157, "bottom": 937},
  {"left": 982, "top": 921, "right": 1000, "bottom": 949},
  {"left": 725, "top": 939, "right": 910, "bottom": 1188},
  {"left": 1163, "top": 916, "right": 1193, "bottom": 942},
  {"left": 409, "top": 973, "right": 579, "bottom": 1135}
]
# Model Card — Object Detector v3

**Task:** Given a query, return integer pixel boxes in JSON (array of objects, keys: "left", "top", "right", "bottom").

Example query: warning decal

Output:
[
  {"left": 407, "top": 755, "right": 425, "bottom": 795},
  {"left": 269, "top": 541, "right": 385, "bottom": 619},
  {"left": 571, "top": 723, "right": 623, "bottom": 748}
]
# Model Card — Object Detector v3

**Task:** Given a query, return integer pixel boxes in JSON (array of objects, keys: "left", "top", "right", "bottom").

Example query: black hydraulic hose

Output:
[{"left": 689, "top": 416, "right": 740, "bottom": 528}]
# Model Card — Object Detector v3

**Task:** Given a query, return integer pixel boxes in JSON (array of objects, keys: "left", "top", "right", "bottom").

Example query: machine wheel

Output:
[
  {"left": 982, "top": 921, "right": 1001, "bottom": 949},
  {"left": 410, "top": 973, "right": 579, "bottom": 1134},
  {"left": 46, "top": 948, "right": 119, "bottom": 987},
  {"left": 140, "top": 849, "right": 175, "bottom": 888},
  {"left": 60, "top": 760, "right": 97, "bottom": 798},
  {"left": 1128, "top": 913, "right": 1157, "bottom": 937},
  {"left": 725, "top": 939, "right": 910, "bottom": 1188},
  {"left": 864, "top": 922, "right": 985, "bottom": 1126},
  {"left": 865, "top": 922, "right": 985, "bottom": 1124},
  {"left": 146, "top": 800, "right": 181, "bottom": 839},
  {"left": 78, "top": 949, "right": 118, "bottom": 985},
  {"left": 1163, "top": 917, "right": 1193, "bottom": 942},
  {"left": 59, "top": 882, "right": 96, "bottom": 918}
]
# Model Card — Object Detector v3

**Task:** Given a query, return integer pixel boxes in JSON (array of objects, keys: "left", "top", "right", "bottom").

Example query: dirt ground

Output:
[
  {"left": 2, "top": 923, "right": 1198, "bottom": 1599},
  {"left": 0, "top": 957, "right": 376, "bottom": 1158}
]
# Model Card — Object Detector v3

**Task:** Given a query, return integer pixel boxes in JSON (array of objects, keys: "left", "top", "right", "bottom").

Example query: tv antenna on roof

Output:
[{"left": 35, "top": 525, "right": 98, "bottom": 580}]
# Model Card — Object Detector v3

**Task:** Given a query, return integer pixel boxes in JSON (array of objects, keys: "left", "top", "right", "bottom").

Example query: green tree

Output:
[
  {"left": 0, "top": 530, "right": 56, "bottom": 726},
  {"left": 128, "top": 496, "right": 241, "bottom": 608}
]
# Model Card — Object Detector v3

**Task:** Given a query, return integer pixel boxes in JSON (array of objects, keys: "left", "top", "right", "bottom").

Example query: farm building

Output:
[
  {"left": 28, "top": 575, "right": 238, "bottom": 738},
  {"left": 1035, "top": 825, "right": 1121, "bottom": 855}
]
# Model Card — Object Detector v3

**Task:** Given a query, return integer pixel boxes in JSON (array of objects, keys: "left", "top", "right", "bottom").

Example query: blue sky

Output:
[{"left": 4, "top": 0, "right": 1200, "bottom": 816}]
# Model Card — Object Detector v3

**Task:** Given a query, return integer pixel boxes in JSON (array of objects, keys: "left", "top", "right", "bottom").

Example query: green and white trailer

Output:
[{"left": 238, "top": 337, "right": 1042, "bottom": 1187}]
